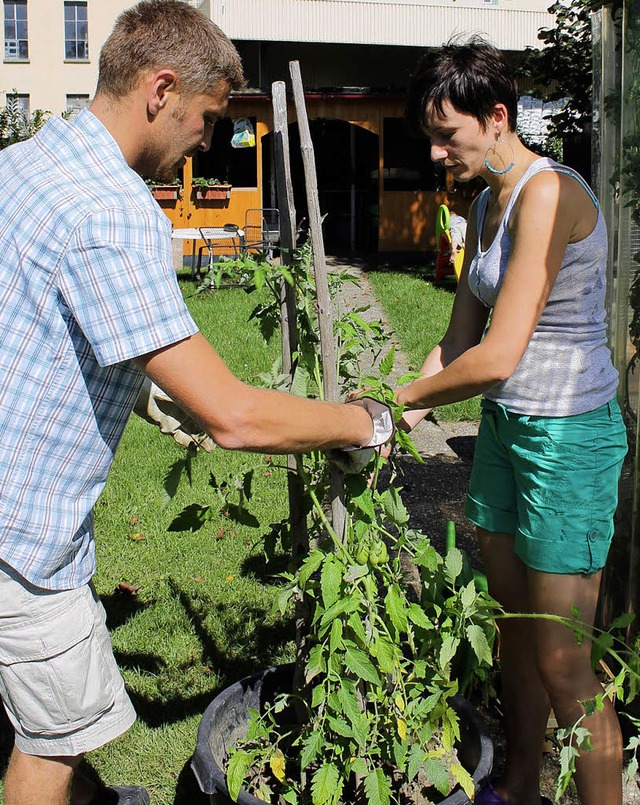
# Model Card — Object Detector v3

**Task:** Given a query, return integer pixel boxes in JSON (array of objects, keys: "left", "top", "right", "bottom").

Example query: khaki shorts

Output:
[{"left": 0, "top": 563, "right": 136, "bottom": 756}]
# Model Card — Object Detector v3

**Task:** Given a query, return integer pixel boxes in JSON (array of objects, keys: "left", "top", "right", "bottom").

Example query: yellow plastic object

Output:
[{"left": 453, "top": 245, "right": 464, "bottom": 279}]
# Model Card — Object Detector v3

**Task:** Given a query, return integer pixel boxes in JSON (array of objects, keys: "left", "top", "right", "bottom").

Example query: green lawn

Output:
[{"left": 365, "top": 268, "right": 481, "bottom": 422}]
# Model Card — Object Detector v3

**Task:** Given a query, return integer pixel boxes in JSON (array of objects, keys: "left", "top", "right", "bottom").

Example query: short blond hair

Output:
[{"left": 96, "top": 0, "right": 245, "bottom": 99}]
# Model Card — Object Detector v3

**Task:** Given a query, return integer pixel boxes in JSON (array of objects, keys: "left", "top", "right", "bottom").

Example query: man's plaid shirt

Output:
[{"left": 0, "top": 110, "right": 197, "bottom": 589}]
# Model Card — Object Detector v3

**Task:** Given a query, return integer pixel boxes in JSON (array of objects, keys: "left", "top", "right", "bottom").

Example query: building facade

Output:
[{"left": 2, "top": 0, "right": 555, "bottom": 252}]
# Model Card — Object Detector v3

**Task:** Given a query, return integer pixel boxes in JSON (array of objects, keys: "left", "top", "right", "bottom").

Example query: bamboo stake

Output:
[{"left": 289, "top": 59, "right": 346, "bottom": 540}]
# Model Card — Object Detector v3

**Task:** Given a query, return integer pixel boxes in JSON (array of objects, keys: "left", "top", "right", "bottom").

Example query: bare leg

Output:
[
  {"left": 4, "top": 746, "right": 81, "bottom": 805},
  {"left": 478, "top": 528, "right": 550, "bottom": 805},
  {"left": 529, "top": 569, "right": 623, "bottom": 805}
]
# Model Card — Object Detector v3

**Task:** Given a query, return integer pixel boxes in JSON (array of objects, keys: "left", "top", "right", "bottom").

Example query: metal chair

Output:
[
  {"left": 196, "top": 225, "right": 241, "bottom": 274},
  {"left": 242, "top": 208, "right": 280, "bottom": 257}
]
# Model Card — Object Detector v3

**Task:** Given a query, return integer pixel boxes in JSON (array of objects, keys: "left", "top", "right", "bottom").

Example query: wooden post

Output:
[{"left": 289, "top": 60, "right": 346, "bottom": 540}]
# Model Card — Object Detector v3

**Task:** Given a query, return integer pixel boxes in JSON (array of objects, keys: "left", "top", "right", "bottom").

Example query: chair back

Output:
[{"left": 243, "top": 208, "right": 280, "bottom": 252}]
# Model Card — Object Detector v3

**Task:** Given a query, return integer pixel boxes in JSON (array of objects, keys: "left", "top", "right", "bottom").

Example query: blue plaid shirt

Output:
[{"left": 0, "top": 110, "right": 198, "bottom": 590}]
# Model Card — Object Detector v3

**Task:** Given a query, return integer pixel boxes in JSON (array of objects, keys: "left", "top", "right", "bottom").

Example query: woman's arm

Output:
[{"left": 397, "top": 171, "right": 592, "bottom": 412}]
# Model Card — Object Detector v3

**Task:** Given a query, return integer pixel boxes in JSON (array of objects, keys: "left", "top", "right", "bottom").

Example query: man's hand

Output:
[{"left": 327, "top": 397, "right": 394, "bottom": 473}]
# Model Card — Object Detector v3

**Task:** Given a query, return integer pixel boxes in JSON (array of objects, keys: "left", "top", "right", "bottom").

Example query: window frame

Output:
[
  {"left": 4, "top": 0, "right": 28, "bottom": 62},
  {"left": 63, "top": 0, "right": 88, "bottom": 62}
]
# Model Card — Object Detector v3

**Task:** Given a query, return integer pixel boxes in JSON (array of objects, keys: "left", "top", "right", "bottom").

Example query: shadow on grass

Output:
[{"left": 103, "top": 577, "right": 294, "bottom": 732}]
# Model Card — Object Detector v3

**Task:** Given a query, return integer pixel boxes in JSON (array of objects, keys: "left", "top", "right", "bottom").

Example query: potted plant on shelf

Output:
[
  {"left": 192, "top": 176, "right": 232, "bottom": 200},
  {"left": 145, "top": 177, "right": 182, "bottom": 201}
]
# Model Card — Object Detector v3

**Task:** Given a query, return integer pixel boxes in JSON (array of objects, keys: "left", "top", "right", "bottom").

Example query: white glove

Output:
[
  {"left": 327, "top": 397, "right": 395, "bottom": 474},
  {"left": 133, "top": 378, "right": 216, "bottom": 452}
]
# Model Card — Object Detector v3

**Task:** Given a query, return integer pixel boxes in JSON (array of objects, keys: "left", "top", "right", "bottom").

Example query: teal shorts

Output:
[{"left": 465, "top": 397, "right": 627, "bottom": 575}]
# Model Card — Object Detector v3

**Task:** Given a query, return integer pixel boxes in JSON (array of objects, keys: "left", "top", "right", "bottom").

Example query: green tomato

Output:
[
  {"left": 355, "top": 546, "right": 370, "bottom": 565},
  {"left": 369, "top": 541, "right": 389, "bottom": 566}
]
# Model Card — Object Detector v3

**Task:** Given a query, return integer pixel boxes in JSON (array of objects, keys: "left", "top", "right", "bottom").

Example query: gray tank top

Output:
[{"left": 468, "top": 157, "right": 618, "bottom": 416}]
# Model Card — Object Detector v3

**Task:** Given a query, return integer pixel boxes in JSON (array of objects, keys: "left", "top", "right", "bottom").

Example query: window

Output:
[
  {"left": 4, "top": 0, "right": 28, "bottom": 60},
  {"left": 7, "top": 92, "right": 29, "bottom": 117},
  {"left": 66, "top": 93, "right": 90, "bottom": 117},
  {"left": 64, "top": 1, "right": 87, "bottom": 61}
]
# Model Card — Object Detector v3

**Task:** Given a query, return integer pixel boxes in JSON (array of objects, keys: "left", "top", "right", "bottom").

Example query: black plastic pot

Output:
[{"left": 191, "top": 664, "right": 493, "bottom": 805}]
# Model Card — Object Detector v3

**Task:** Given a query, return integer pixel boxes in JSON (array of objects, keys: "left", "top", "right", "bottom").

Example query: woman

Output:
[{"left": 395, "top": 39, "right": 627, "bottom": 805}]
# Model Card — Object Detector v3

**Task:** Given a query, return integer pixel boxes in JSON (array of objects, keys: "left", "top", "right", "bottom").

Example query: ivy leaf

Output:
[
  {"left": 168, "top": 504, "right": 212, "bottom": 532},
  {"left": 226, "top": 749, "right": 254, "bottom": 801},
  {"left": 311, "top": 763, "right": 341, "bottom": 805},
  {"left": 344, "top": 646, "right": 381, "bottom": 686},
  {"left": 363, "top": 768, "right": 391, "bottom": 805},
  {"left": 466, "top": 624, "right": 493, "bottom": 666}
]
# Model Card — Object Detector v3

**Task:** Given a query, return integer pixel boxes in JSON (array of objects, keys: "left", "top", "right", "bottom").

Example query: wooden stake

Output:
[{"left": 289, "top": 60, "right": 346, "bottom": 540}]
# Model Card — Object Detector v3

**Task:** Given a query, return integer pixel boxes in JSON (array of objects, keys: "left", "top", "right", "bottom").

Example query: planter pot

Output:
[
  {"left": 150, "top": 184, "right": 181, "bottom": 201},
  {"left": 195, "top": 185, "right": 231, "bottom": 201},
  {"left": 191, "top": 664, "right": 493, "bottom": 805}
]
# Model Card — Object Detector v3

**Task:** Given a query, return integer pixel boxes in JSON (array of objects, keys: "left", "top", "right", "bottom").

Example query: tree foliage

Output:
[{"left": 0, "top": 94, "right": 50, "bottom": 150}]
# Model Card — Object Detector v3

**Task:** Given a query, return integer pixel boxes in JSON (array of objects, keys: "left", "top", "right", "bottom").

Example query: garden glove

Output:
[
  {"left": 133, "top": 378, "right": 216, "bottom": 452},
  {"left": 327, "top": 397, "right": 395, "bottom": 474}
]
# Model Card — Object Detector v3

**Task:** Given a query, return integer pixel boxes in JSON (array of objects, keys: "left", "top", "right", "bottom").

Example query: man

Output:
[{"left": 0, "top": 3, "right": 390, "bottom": 804}]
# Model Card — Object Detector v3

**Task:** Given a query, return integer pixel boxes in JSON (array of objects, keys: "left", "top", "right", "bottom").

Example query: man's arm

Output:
[{"left": 134, "top": 332, "right": 375, "bottom": 454}]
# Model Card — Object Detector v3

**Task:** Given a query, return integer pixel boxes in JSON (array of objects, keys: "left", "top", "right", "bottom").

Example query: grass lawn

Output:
[{"left": 365, "top": 268, "right": 481, "bottom": 422}]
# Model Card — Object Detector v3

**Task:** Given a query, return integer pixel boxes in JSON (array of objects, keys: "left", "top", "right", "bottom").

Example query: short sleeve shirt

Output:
[{"left": 0, "top": 110, "right": 199, "bottom": 589}]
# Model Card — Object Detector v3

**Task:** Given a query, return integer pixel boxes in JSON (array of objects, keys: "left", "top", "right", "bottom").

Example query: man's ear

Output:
[{"left": 147, "top": 69, "right": 179, "bottom": 118}]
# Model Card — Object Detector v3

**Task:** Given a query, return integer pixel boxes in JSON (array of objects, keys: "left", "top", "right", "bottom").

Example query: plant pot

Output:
[
  {"left": 195, "top": 185, "right": 231, "bottom": 201},
  {"left": 150, "top": 184, "right": 181, "bottom": 200},
  {"left": 191, "top": 664, "right": 493, "bottom": 805}
]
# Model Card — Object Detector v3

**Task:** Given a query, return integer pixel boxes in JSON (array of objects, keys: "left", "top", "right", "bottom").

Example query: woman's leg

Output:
[
  {"left": 529, "top": 568, "right": 622, "bottom": 805},
  {"left": 477, "top": 528, "right": 551, "bottom": 805}
]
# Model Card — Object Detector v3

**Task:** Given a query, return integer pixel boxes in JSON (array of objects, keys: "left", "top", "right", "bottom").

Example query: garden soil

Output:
[{"left": 330, "top": 254, "right": 640, "bottom": 805}]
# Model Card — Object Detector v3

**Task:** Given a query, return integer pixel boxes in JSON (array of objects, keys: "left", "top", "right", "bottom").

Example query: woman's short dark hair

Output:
[{"left": 405, "top": 37, "right": 518, "bottom": 136}]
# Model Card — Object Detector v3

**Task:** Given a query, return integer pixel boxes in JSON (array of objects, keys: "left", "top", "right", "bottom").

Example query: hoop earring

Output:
[{"left": 484, "top": 135, "right": 515, "bottom": 175}]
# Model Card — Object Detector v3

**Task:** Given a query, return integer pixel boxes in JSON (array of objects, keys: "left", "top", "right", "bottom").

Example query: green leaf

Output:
[
  {"left": 226, "top": 749, "right": 254, "bottom": 801},
  {"left": 379, "top": 345, "right": 396, "bottom": 377},
  {"left": 466, "top": 624, "right": 493, "bottom": 666},
  {"left": 371, "top": 636, "right": 396, "bottom": 674},
  {"left": 408, "top": 603, "right": 435, "bottom": 631},
  {"left": 168, "top": 503, "right": 212, "bottom": 532},
  {"left": 385, "top": 584, "right": 409, "bottom": 634},
  {"left": 329, "top": 618, "right": 344, "bottom": 653},
  {"left": 422, "top": 757, "right": 450, "bottom": 796},
  {"left": 327, "top": 714, "right": 353, "bottom": 738},
  {"left": 444, "top": 547, "right": 463, "bottom": 583},
  {"left": 395, "top": 427, "right": 423, "bottom": 463},
  {"left": 439, "top": 635, "right": 460, "bottom": 669},
  {"left": 306, "top": 644, "right": 326, "bottom": 682},
  {"left": 344, "top": 646, "right": 381, "bottom": 686},
  {"left": 382, "top": 487, "right": 409, "bottom": 525},
  {"left": 311, "top": 763, "right": 341, "bottom": 805},
  {"left": 298, "top": 549, "right": 325, "bottom": 588},
  {"left": 321, "top": 558, "right": 343, "bottom": 609},
  {"left": 451, "top": 762, "right": 475, "bottom": 798},
  {"left": 363, "top": 768, "right": 391, "bottom": 805},
  {"left": 609, "top": 612, "right": 635, "bottom": 631},
  {"left": 300, "top": 730, "right": 323, "bottom": 769},
  {"left": 407, "top": 743, "right": 425, "bottom": 782}
]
